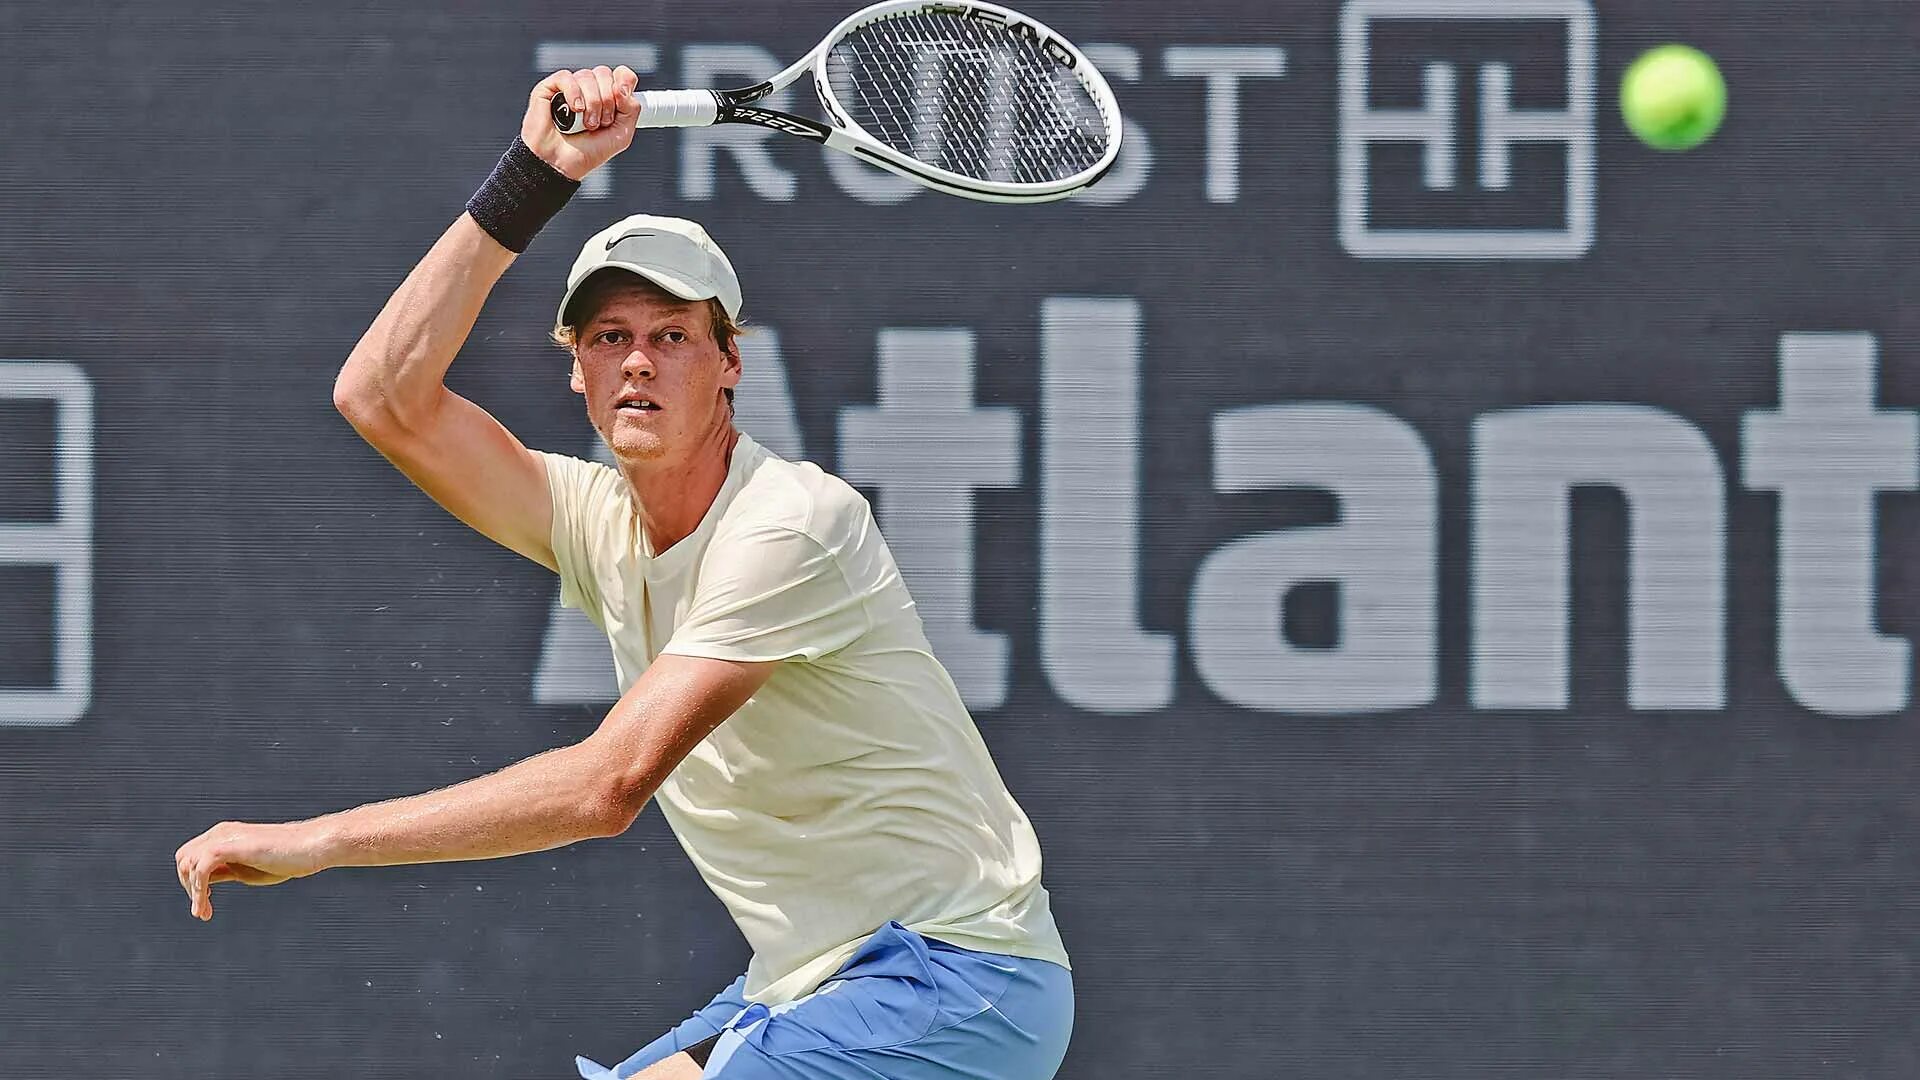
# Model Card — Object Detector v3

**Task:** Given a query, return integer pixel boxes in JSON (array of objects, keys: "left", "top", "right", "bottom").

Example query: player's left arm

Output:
[{"left": 172, "top": 654, "right": 773, "bottom": 921}]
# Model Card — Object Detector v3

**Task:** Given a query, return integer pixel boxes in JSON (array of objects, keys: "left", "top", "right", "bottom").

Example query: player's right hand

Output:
[
  {"left": 523, "top": 66, "right": 641, "bottom": 182},
  {"left": 174, "top": 819, "right": 325, "bottom": 922}
]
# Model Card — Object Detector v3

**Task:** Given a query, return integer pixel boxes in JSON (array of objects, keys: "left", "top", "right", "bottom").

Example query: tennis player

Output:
[{"left": 173, "top": 67, "right": 1072, "bottom": 1079}]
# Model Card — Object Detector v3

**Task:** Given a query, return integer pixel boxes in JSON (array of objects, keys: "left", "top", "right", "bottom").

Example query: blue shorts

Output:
[{"left": 574, "top": 922, "right": 1073, "bottom": 1080}]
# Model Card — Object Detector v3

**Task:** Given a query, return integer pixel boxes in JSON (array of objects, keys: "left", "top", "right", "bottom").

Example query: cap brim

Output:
[{"left": 555, "top": 263, "right": 723, "bottom": 332}]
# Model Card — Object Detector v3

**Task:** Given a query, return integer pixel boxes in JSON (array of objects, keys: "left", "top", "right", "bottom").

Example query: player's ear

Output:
[
  {"left": 720, "top": 342, "right": 742, "bottom": 391},
  {"left": 569, "top": 352, "right": 586, "bottom": 395}
]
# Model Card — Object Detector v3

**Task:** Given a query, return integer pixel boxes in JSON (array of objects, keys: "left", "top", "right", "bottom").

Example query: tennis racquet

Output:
[{"left": 550, "top": 0, "right": 1122, "bottom": 203}]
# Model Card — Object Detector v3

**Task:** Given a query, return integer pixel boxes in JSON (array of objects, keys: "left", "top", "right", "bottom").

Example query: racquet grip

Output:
[
  {"left": 634, "top": 90, "right": 722, "bottom": 127},
  {"left": 549, "top": 89, "right": 720, "bottom": 134}
]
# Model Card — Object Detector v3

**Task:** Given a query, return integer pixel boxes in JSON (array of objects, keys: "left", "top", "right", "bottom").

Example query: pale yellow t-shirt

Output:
[{"left": 539, "top": 432, "right": 1069, "bottom": 1005}]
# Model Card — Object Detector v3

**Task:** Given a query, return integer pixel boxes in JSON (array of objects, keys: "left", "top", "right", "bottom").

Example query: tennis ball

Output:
[{"left": 1620, "top": 44, "right": 1726, "bottom": 151}]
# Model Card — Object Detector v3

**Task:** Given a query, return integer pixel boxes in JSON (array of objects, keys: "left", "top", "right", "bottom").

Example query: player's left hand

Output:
[{"left": 173, "top": 820, "right": 326, "bottom": 922}]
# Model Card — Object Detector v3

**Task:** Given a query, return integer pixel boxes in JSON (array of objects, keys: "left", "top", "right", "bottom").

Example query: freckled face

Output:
[{"left": 569, "top": 286, "right": 740, "bottom": 464}]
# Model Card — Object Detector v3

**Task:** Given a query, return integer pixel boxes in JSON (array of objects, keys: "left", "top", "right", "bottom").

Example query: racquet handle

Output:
[{"left": 549, "top": 89, "right": 721, "bottom": 134}]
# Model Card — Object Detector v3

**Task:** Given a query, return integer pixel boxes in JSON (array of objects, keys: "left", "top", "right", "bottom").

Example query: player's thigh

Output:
[{"left": 632, "top": 1049, "right": 705, "bottom": 1080}]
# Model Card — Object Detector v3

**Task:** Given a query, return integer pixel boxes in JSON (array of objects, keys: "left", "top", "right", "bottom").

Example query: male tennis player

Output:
[{"left": 173, "top": 67, "right": 1072, "bottom": 1079}]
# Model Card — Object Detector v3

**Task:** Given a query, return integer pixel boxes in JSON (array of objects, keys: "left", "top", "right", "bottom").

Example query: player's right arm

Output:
[{"left": 332, "top": 65, "right": 641, "bottom": 571}]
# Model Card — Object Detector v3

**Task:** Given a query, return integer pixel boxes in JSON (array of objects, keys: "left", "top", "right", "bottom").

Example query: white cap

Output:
[{"left": 555, "top": 214, "right": 742, "bottom": 333}]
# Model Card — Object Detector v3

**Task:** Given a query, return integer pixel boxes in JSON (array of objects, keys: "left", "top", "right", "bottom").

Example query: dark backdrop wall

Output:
[{"left": 4, "top": 1, "right": 1919, "bottom": 1077}]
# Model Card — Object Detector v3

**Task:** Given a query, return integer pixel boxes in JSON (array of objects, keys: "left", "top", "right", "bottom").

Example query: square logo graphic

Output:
[
  {"left": 1339, "top": 0, "right": 1596, "bottom": 259},
  {"left": 0, "top": 362, "right": 92, "bottom": 726}
]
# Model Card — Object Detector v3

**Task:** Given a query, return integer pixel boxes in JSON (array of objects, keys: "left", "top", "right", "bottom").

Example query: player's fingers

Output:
[
  {"left": 176, "top": 837, "right": 208, "bottom": 906},
  {"left": 535, "top": 68, "right": 573, "bottom": 102},
  {"left": 183, "top": 853, "right": 206, "bottom": 918},
  {"left": 195, "top": 848, "right": 225, "bottom": 919},
  {"left": 569, "top": 69, "right": 602, "bottom": 129},
  {"left": 612, "top": 67, "right": 640, "bottom": 120},
  {"left": 591, "top": 66, "right": 617, "bottom": 128},
  {"left": 575, "top": 67, "right": 612, "bottom": 129},
  {"left": 546, "top": 69, "right": 586, "bottom": 125},
  {"left": 573, "top": 68, "right": 599, "bottom": 128}
]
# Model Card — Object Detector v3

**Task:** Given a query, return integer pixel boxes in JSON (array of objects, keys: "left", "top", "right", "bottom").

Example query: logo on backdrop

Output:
[
  {"left": 0, "top": 362, "right": 93, "bottom": 727},
  {"left": 1337, "top": 0, "right": 1597, "bottom": 258}
]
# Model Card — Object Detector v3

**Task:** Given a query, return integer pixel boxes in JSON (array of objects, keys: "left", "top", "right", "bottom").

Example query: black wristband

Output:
[{"left": 464, "top": 138, "right": 580, "bottom": 254}]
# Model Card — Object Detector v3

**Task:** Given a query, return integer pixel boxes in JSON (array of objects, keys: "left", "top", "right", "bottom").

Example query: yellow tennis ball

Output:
[{"left": 1620, "top": 44, "right": 1726, "bottom": 151}]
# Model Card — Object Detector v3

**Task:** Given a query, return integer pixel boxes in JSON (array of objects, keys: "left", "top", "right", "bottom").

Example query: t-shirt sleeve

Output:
[
  {"left": 538, "top": 450, "right": 626, "bottom": 625},
  {"left": 662, "top": 525, "right": 870, "bottom": 663}
]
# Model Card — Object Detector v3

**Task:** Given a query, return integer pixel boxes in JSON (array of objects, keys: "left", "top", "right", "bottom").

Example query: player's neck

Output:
[{"left": 620, "top": 423, "right": 739, "bottom": 556}]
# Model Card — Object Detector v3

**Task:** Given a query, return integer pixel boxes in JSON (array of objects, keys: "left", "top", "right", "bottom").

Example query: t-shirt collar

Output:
[{"left": 641, "top": 430, "right": 760, "bottom": 577}]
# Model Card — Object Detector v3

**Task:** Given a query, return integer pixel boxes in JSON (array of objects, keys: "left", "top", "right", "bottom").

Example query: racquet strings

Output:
[{"left": 824, "top": 10, "right": 1112, "bottom": 185}]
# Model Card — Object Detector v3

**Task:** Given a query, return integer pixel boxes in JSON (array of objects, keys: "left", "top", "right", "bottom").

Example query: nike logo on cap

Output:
[{"left": 606, "top": 231, "right": 659, "bottom": 250}]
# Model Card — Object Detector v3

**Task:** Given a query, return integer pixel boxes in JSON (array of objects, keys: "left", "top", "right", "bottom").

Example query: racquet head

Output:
[{"left": 813, "top": 0, "right": 1122, "bottom": 202}]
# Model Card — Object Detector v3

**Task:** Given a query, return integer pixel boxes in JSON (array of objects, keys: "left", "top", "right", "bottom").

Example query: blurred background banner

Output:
[{"left": 4, "top": 1, "right": 1919, "bottom": 1076}]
